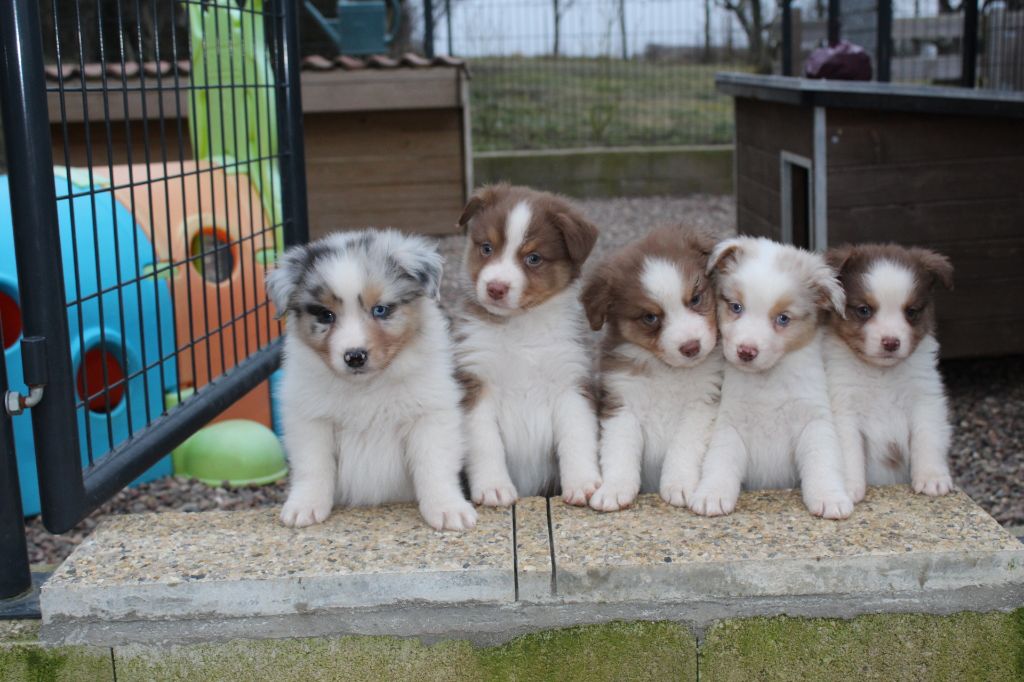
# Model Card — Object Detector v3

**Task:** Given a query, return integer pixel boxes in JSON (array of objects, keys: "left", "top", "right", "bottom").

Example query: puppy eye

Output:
[
  {"left": 371, "top": 304, "right": 392, "bottom": 319},
  {"left": 480, "top": 242, "right": 493, "bottom": 257},
  {"left": 729, "top": 301, "right": 743, "bottom": 315},
  {"left": 309, "top": 306, "right": 335, "bottom": 325},
  {"left": 689, "top": 292, "right": 702, "bottom": 307},
  {"left": 855, "top": 304, "right": 873, "bottom": 320},
  {"left": 524, "top": 252, "right": 543, "bottom": 267},
  {"left": 905, "top": 306, "right": 920, "bottom": 322},
  {"left": 775, "top": 313, "right": 791, "bottom": 327},
  {"left": 641, "top": 312, "right": 660, "bottom": 327}
]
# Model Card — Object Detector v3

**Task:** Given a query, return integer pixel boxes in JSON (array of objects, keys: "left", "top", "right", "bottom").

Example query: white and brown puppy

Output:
[
  {"left": 824, "top": 243, "right": 955, "bottom": 502},
  {"left": 267, "top": 229, "right": 476, "bottom": 531},
  {"left": 455, "top": 184, "right": 602, "bottom": 507},
  {"left": 581, "top": 227, "right": 724, "bottom": 511},
  {"left": 689, "top": 237, "right": 853, "bottom": 519}
]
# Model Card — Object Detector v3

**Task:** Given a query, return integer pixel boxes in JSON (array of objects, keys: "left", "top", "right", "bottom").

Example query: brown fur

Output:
[
  {"left": 581, "top": 226, "right": 719, "bottom": 371},
  {"left": 826, "top": 243, "right": 953, "bottom": 358},
  {"left": 459, "top": 184, "right": 599, "bottom": 312},
  {"left": 456, "top": 369, "right": 484, "bottom": 411}
]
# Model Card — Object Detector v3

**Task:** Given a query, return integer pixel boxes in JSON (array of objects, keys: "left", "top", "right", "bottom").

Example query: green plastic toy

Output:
[{"left": 172, "top": 419, "right": 288, "bottom": 488}]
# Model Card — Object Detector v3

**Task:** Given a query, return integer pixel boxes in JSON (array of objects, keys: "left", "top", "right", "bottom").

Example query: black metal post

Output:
[
  {"left": 781, "top": 0, "right": 793, "bottom": 76},
  {"left": 0, "top": 0, "right": 85, "bottom": 534},
  {"left": 445, "top": 0, "right": 453, "bottom": 56},
  {"left": 962, "top": 0, "right": 979, "bottom": 87},
  {"left": 278, "top": 0, "right": 310, "bottom": 247},
  {"left": 424, "top": 0, "right": 435, "bottom": 59},
  {"left": 827, "top": 0, "right": 841, "bottom": 46},
  {"left": 877, "top": 0, "right": 892, "bottom": 81},
  {"left": 0, "top": 352, "right": 31, "bottom": 600}
]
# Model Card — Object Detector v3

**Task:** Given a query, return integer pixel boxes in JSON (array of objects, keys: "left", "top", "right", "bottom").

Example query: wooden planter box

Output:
[{"left": 717, "top": 73, "right": 1024, "bottom": 358}]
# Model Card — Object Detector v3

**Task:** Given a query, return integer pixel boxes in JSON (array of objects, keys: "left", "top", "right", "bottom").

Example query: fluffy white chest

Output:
[
  {"left": 457, "top": 292, "right": 591, "bottom": 492},
  {"left": 610, "top": 351, "right": 723, "bottom": 491},
  {"left": 720, "top": 338, "right": 833, "bottom": 489}
]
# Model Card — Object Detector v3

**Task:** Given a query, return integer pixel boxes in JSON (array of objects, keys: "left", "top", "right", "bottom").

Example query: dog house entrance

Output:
[{"left": 780, "top": 152, "right": 813, "bottom": 250}]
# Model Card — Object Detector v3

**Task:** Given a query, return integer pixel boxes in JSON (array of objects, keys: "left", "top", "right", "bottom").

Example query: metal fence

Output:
[{"left": 0, "top": 0, "right": 307, "bottom": 602}]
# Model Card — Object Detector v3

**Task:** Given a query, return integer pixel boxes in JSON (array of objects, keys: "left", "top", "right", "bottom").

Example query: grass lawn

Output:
[{"left": 468, "top": 57, "right": 753, "bottom": 152}]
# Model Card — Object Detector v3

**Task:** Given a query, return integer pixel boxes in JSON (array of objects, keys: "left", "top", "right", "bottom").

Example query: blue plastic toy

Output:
[{"left": 0, "top": 172, "right": 177, "bottom": 516}]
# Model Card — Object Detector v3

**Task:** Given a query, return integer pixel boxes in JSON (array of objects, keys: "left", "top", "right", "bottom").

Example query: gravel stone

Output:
[{"left": 22, "top": 196, "right": 1022, "bottom": 565}]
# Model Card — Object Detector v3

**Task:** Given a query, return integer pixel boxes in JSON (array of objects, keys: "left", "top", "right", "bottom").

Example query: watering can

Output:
[{"left": 303, "top": 0, "right": 402, "bottom": 56}]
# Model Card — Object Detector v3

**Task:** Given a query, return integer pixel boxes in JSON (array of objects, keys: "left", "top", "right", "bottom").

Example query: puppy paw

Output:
[
  {"left": 688, "top": 487, "right": 738, "bottom": 517},
  {"left": 562, "top": 477, "right": 601, "bottom": 507},
  {"left": 280, "top": 495, "right": 333, "bottom": 528},
  {"left": 589, "top": 481, "right": 637, "bottom": 512},
  {"left": 913, "top": 472, "right": 954, "bottom": 496},
  {"left": 420, "top": 498, "right": 478, "bottom": 531},
  {"left": 471, "top": 482, "right": 518, "bottom": 507},
  {"left": 659, "top": 477, "right": 697, "bottom": 508},
  {"left": 846, "top": 483, "right": 866, "bottom": 504},
  {"left": 804, "top": 493, "right": 854, "bottom": 520}
]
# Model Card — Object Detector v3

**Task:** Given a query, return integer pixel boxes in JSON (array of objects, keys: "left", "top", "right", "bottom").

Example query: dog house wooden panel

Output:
[{"left": 718, "top": 74, "right": 1024, "bottom": 358}]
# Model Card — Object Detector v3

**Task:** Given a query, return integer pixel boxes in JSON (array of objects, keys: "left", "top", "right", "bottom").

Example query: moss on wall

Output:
[
  {"left": 0, "top": 621, "right": 113, "bottom": 682},
  {"left": 701, "top": 609, "right": 1024, "bottom": 682}
]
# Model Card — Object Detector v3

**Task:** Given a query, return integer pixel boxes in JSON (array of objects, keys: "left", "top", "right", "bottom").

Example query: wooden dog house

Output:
[{"left": 717, "top": 73, "right": 1024, "bottom": 358}]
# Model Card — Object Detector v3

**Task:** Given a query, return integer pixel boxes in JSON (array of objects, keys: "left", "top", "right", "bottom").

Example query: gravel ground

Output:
[{"left": 23, "top": 195, "right": 1023, "bottom": 565}]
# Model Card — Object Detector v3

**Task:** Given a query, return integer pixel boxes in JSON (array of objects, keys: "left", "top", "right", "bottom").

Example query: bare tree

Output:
[
  {"left": 617, "top": 0, "right": 628, "bottom": 59},
  {"left": 553, "top": 0, "right": 576, "bottom": 56},
  {"left": 715, "top": 0, "right": 775, "bottom": 72}
]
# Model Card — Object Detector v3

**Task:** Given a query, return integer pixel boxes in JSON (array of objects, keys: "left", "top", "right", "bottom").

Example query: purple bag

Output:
[{"left": 804, "top": 40, "right": 873, "bottom": 80}]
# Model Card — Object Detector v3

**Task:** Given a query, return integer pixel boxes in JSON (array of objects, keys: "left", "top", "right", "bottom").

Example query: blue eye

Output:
[
  {"left": 641, "top": 312, "right": 660, "bottom": 326},
  {"left": 480, "top": 242, "right": 493, "bottom": 257},
  {"left": 729, "top": 301, "right": 743, "bottom": 315},
  {"left": 371, "top": 304, "right": 392, "bottom": 319},
  {"left": 524, "top": 252, "right": 542, "bottom": 267},
  {"left": 776, "top": 313, "right": 791, "bottom": 327},
  {"left": 855, "top": 305, "right": 873, "bottom": 320}
]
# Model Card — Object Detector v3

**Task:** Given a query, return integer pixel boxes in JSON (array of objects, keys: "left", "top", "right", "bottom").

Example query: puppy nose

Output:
[
  {"left": 343, "top": 349, "right": 368, "bottom": 368},
  {"left": 679, "top": 340, "right": 701, "bottom": 358},
  {"left": 882, "top": 336, "right": 901, "bottom": 353},
  {"left": 486, "top": 281, "right": 509, "bottom": 301},
  {"left": 737, "top": 345, "right": 759, "bottom": 362}
]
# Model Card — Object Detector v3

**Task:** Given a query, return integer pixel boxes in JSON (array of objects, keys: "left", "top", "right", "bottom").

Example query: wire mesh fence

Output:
[{"left": 0, "top": 0, "right": 306, "bottom": 541}]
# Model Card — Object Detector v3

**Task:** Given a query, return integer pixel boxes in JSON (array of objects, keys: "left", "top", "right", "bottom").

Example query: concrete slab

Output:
[
  {"left": 41, "top": 504, "right": 514, "bottom": 626},
  {"left": 547, "top": 487, "right": 1024, "bottom": 604},
  {"left": 514, "top": 497, "right": 553, "bottom": 601}
]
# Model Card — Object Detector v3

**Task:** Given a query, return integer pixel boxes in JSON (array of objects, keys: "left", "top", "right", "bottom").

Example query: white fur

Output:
[
  {"left": 691, "top": 238, "right": 852, "bottom": 519},
  {"left": 459, "top": 284, "right": 601, "bottom": 506},
  {"left": 475, "top": 201, "right": 532, "bottom": 315},
  {"left": 273, "top": 233, "right": 476, "bottom": 531},
  {"left": 590, "top": 256, "right": 723, "bottom": 511},
  {"left": 824, "top": 325, "right": 953, "bottom": 502},
  {"left": 859, "top": 261, "right": 920, "bottom": 365}
]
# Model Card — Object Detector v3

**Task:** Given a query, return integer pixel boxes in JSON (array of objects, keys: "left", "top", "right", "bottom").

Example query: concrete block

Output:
[
  {"left": 113, "top": 621, "right": 697, "bottom": 682},
  {"left": 0, "top": 620, "right": 113, "bottom": 682},
  {"left": 546, "top": 487, "right": 1024, "bottom": 609},
  {"left": 42, "top": 504, "right": 514, "bottom": 625},
  {"left": 514, "top": 497, "right": 553, "bottom": 601},
  {"left": 700, "top": 610, "right": 1024, "bottom": 681}
]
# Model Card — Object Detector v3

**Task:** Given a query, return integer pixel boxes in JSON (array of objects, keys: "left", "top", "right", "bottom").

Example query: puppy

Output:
[
  {"left": 581, "top": 227, "right": 724, "bottom": 511},
  {"left": 824, "top": 243, "right": 955, "bottom": 502},
  {"left": 689, "top": 237, "right": 853, "bottom": 519},
  {"left": 455, "top": 184, "right": 602, "bottom": 506},
  {"left": 266, "top": 229, "right": 476, "bottom": 531}
]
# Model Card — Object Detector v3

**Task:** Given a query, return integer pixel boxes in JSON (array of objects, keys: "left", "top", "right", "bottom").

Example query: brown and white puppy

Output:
[
  {"left": 455, "top": 184, "right": 602, "bottom": 506},
  {"left": 581, "top": 227, "right": 724, "bottom": 511},
  {"left": 267, "top": 229, "right": 476, "bottom": 531},
  {"left": 823, "top": 243, "right": 955, "bottom": 502},
  {"left": 689, "top": 237, "right": 853, "bottom": 519}
]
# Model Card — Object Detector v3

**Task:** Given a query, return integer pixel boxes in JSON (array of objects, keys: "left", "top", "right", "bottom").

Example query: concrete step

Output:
[{"left": 41, "top": 486, "right": 1024, "bottom": 648}]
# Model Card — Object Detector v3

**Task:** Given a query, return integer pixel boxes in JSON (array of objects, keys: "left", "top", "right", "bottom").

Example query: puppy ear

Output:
[
  {"left": 825, "top": 244, "right": 856, "bottom": 280},
  {"left": 265, "top": 244, "right": 311, "bottom": 318},
  {"left": 706, "top": 238, "right": 741, "bottom": 274},
  {"left": 457, "top": 184, "right": 506, "bottom": 232},
  {"left": 553, "top": 210, "right": 599, "bottom": 267},
  {"left": 811, "top": 259, "right": 847, "bottom": 318},
  {"left": 580, "top": 268, "right": 613, "bottom": 331},
  {"left": 910, "top": 247, "right": 954, "bottom": 291},
  {"left": 387, "top": 231, "right": 445, "bottom": 300},
  {"left": 686, "top": 228, "right": 720, "bottom": 258}
]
